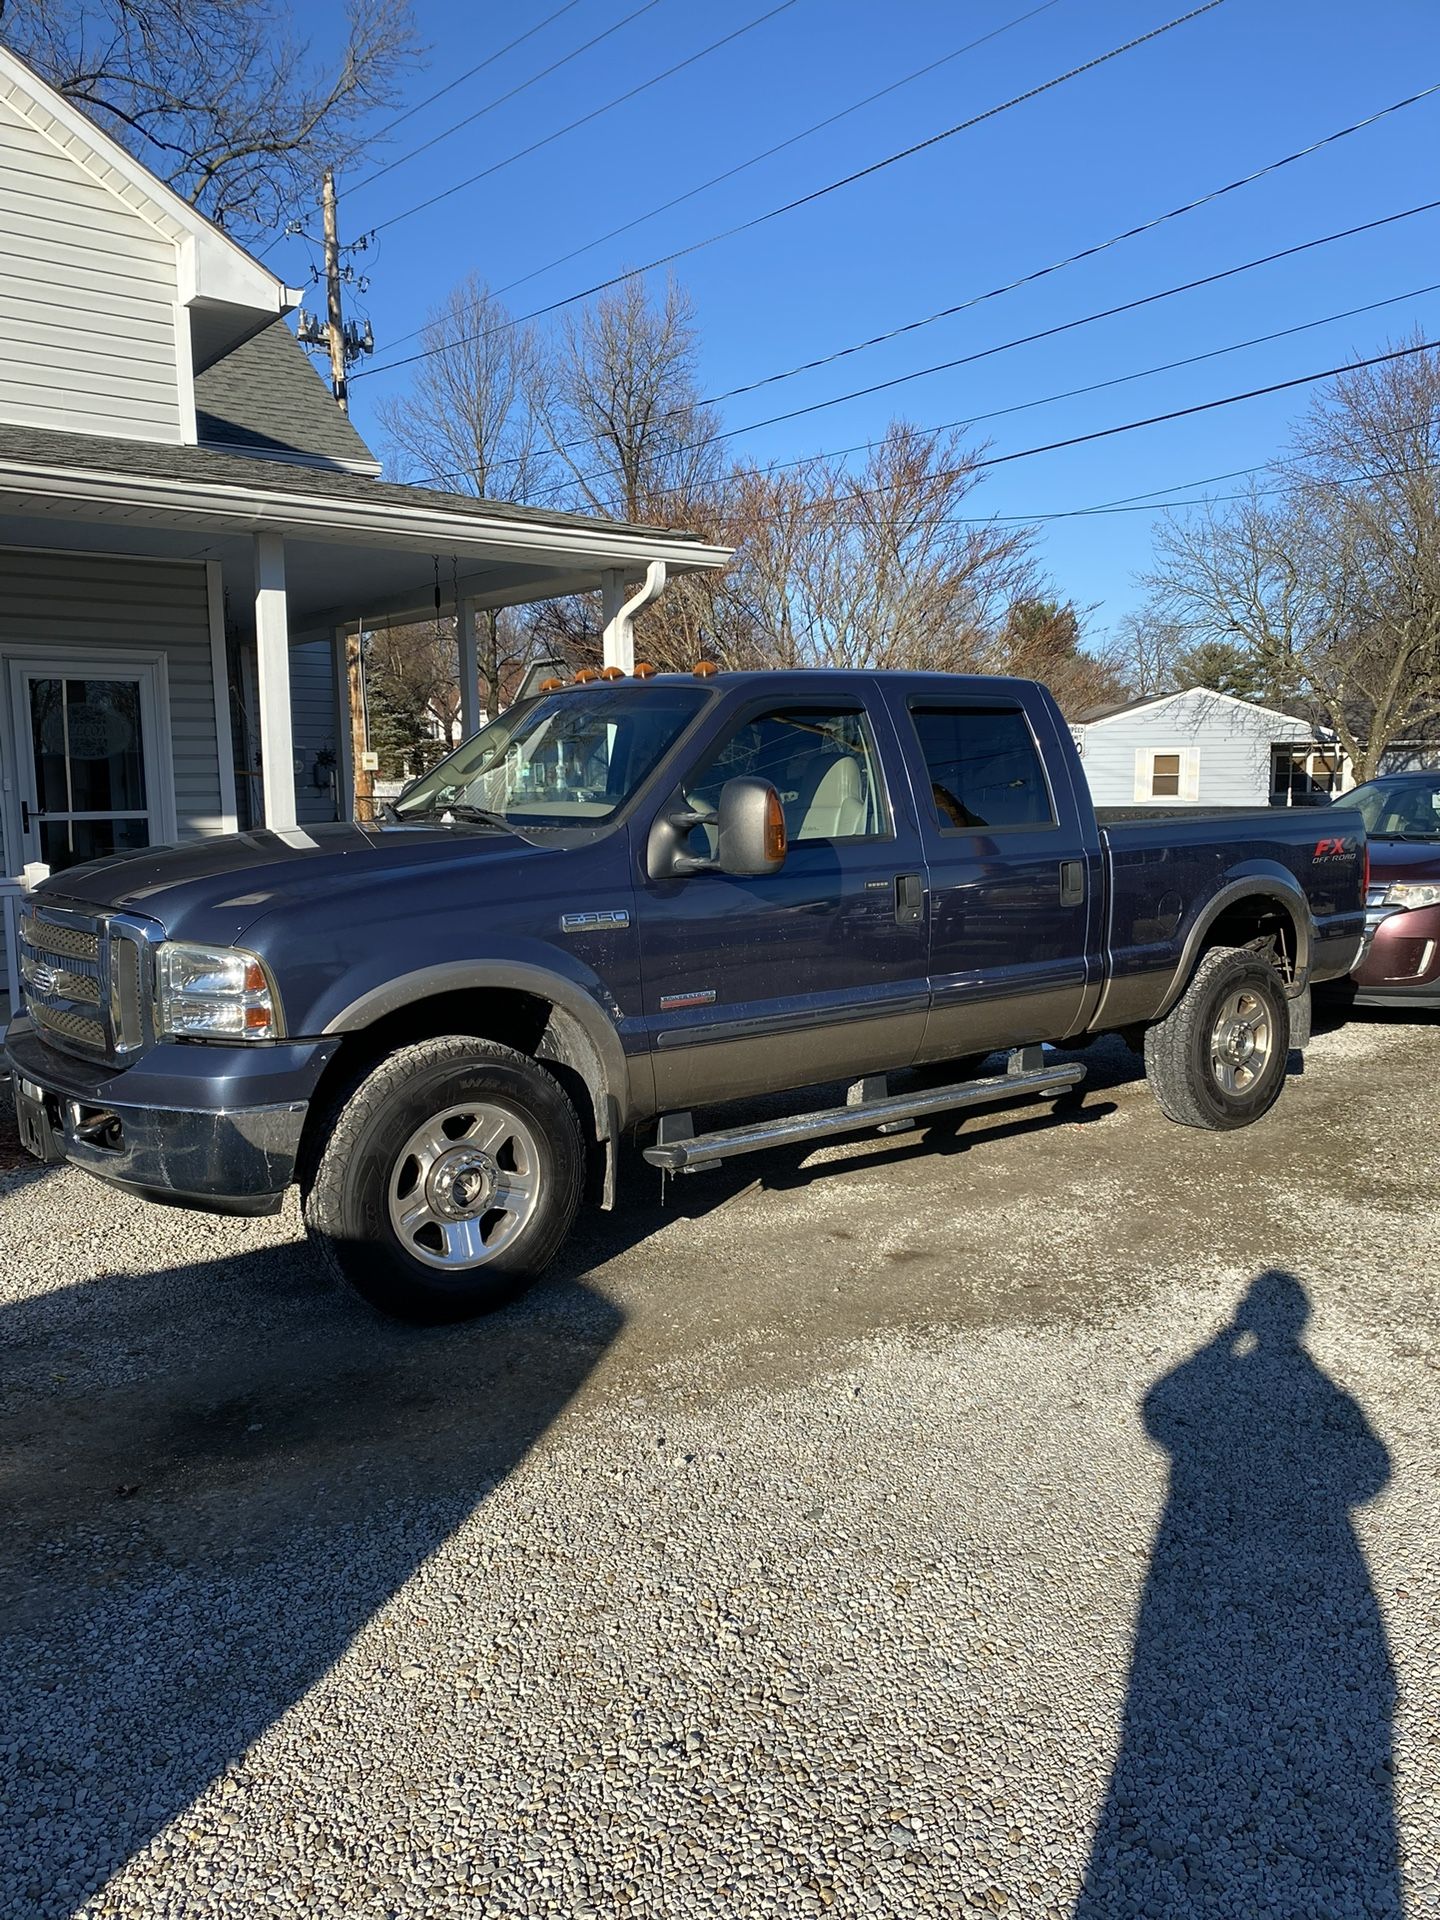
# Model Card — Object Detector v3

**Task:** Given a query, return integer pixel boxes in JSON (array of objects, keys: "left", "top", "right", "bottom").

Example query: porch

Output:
[{"left": 0, "top": 425, "right": 729, "bottom": 1011}]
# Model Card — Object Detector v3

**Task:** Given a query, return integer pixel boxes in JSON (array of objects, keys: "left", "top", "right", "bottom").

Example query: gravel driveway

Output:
[{"left": 2, "top": 1014, "right": 1437, "bottom": 1920}]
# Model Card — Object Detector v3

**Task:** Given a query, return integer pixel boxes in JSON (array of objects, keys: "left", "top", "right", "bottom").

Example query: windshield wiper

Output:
[{"left": 401, "top": 801, "right": 523, "bottom": 836}]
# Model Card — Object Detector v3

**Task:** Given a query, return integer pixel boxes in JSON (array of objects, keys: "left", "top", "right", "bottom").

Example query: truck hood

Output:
[
  {"left": 35, "top": 822, "right": 547, "bottom": 941},
  {"left": 1365, "top": 835, "right": 1440, "bottom": 884}
]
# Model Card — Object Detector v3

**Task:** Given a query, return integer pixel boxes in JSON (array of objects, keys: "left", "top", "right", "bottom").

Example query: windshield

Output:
[
  {"left": 1345, "top": 777, "right": 1440, "bottom": 841},
  {"left": 393, "top": 686, "right": 708, "bottom": 830}
]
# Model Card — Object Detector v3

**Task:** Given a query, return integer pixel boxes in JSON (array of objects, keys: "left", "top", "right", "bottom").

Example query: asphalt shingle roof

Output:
[
  {"left": 193, "top": 321, "right": 380, "bottom": 473},
  {"left": 0, "top": 420, "right": 711, "bottom": 544}
]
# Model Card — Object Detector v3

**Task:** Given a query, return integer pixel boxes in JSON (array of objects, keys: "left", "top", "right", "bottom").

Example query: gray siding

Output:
[
  {"left": 1076, "top": 693, "right": 1315, "bottom": 808},
  {"left": 0, "top": 549, "right": 224, "bottom": 1001},
  {"left": 0, "top": 91, "right": 184, "bottom": 442},
  {"left": 290, "top": 638, "right": 341, "bottom": 825}
]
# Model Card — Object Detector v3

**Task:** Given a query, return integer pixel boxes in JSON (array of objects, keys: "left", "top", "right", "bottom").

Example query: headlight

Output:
[
  {"left": 156, "top": 943, "right": 280, "bottom": 1040},
  {"left": 1382, "top": 882, "right": 1440, "bottom": 911}
]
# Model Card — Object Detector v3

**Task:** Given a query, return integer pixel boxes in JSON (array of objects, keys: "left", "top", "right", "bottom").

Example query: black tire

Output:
[
  {"left": 1143, "top": 945, "right": 1290, "bottom": 1131},
  {"left": 302, "top": 1035, "right": 585, "bottom": 1323}
]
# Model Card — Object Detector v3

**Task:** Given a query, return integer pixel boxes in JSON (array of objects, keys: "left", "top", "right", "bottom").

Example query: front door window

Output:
[{"left": 12, "top": 669, "right": 158, "bottom": 872}]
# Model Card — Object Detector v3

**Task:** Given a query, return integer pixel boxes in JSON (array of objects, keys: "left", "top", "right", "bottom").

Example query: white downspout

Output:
[{"left": 601, "top": 560, "right": 668, "bottom": 672}]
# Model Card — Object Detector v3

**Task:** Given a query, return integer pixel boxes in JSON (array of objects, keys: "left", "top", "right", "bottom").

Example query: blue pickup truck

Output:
[{"left": 7, "top": 669, "right": 1365, "bottom": 1321}]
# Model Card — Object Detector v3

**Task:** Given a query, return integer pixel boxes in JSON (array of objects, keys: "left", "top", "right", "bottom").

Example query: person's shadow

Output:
[{"left": 1075, "top": 1270, "right": 1401, "bottom": 1918}]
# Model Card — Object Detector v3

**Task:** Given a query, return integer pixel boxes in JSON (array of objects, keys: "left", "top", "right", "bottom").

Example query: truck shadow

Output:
[
  {"left": 0, "top": 1245, "right": 621, "bottom": 1917},
  {"left": 1073, "top": 1269, "right": 1399, "bottom": 1917}
]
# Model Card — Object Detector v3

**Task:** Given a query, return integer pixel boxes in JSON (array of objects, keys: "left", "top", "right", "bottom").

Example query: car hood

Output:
[
  {"left": 34, "top": 822, "right": 548, "bottom": 942},
  {"left": 1365, "top": 835, "right": 1440, "bottom": 884}
]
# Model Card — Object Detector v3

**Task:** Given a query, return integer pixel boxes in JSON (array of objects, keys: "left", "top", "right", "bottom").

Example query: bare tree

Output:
[
  {"left": 378, "top": 275, "right": 553, "bottom": 718},
  {"left": 539, "top": 277, "right": 724, "bottom": 525},
  {"left": 1, "top": 0, "right": 419, "bottom": 240},
  {"left": 1130, "top": 341, "right": 1440, "bottom": 776},
  {"left": 713, "top": 425, "right": 1038, "bottom": 674}
]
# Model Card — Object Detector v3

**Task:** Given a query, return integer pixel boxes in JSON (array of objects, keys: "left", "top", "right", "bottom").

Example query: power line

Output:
[
  {"left": 372, "top": 0, "right": 1071, "bottom": 351},
  {"left": 473, "top": 196, "right": 1440, "bottom": 494},
  {"left": 365, "top": 0, "right": 589, "bottom": 145},
  {"left": 355, "top": 0, "right": 1227, "bottom": 379},
  {"left": 358, "top": 0, "right": 801, "bottom": 213},
  {"left": 351, "top": 0, "right": 670, "bottom": 193},
  {"left": 855, "top": 338, "right": 1440, "bottom": 499},
  {"left": 534, "top": 278, "right": 1438, "bottom": 503}
]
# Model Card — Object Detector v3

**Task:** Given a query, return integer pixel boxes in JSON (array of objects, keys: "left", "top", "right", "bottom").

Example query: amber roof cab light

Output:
[
  {"left": 599, "top": 665, "right": 624, "bottom": 680},
  {"left": 573, "top": 667, "right": 599, "bottom": 684},
  {"left": 538, "top": 676, "right": 565, "bottom": 692},
  {"left": 632, "top": 661, "right": 656, "bottom": 678},
  {"left": 693, "top": 660, "right": 718, "bottom": 677}
]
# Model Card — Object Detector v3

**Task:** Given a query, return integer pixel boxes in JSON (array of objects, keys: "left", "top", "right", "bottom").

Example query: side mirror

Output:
[
  {"left": 645, "top": 776, "right": 787, "bottom": 880},
  {"left": 716, "top": 776, "right": 787, "bottom": 876}
]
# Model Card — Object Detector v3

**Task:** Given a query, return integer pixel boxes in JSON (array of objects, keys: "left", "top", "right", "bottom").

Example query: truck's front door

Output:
[
  {"left": 895, "top": 691, "right": 1100, "bottom": 1060},
  {"left": 637, "top": 696, "right": 931, "bottom": 1111}
]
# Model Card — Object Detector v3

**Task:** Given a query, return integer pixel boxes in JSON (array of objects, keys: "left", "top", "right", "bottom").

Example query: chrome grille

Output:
[{"left": 17, "top": 905, "right": 153, "bottom": 1063}]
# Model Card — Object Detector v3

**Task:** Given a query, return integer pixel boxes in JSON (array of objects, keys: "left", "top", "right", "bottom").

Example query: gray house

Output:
[
  {"left": 0, "top": 45, "right": 726, "bottom": 1006},
  {"left": 1072, "top": 688, "right": 1347, "bottom": 808}
]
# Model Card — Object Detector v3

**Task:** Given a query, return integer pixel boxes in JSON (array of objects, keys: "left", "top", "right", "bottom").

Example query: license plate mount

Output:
[{"left": 12, "top": 1079, "right": 67, "bottom": 1165}]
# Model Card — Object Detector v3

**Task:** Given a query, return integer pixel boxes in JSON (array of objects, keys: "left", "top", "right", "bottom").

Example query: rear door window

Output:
[{"left": 908, "top": 704, "right": 1056, "bottom": 832}]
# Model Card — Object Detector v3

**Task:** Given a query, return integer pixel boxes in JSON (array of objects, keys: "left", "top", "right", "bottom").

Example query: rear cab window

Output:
[{"left": 907, "top": 703, "right": 1057, "bottom": 833}]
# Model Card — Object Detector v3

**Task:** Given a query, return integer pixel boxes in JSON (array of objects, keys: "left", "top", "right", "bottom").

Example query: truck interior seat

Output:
[{"left": 794, "top": 753, "right": 870, "bottom": 841}]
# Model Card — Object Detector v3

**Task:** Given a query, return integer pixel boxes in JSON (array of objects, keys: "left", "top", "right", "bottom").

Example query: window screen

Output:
[
  {"left": 910, "top": 704, "right": 1055, "bottom": 831},
  {"left": 684, "top": 708, "right": 886, "bottom": 844}
]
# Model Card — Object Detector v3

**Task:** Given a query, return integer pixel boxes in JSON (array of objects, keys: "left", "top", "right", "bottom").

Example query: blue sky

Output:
[{"left": 267, "top": 0, "right": 1439, "bottom": 640}]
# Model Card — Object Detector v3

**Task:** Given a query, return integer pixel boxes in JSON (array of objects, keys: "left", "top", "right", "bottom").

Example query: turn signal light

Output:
[
  {"left": 693, "top": 660, "right": 718, "bottom": 677},
  {"left": 632, "top": 661, "right": 656, "bottom": 678},
  {"left": 573, "top": 667, "right": 599, "bottom": 684},
  {"left": 764, "top": 788, "right": 787, "bottom": 865}
]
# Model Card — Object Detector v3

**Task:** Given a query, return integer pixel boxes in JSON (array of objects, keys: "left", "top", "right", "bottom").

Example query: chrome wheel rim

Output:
[
  {"left": 1210, "top": 988, "right": 1274, "bottom": 1096},
  {"left": 386, "top": 1102, "right": 542, "bottom": 1270}
]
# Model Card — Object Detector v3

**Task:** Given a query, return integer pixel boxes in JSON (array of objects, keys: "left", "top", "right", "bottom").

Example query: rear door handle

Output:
[
  {"left": 895, "top": 872, "right": 925, "bottom": 925},
  {"left": 1060, "top": 859, "right": 1086, "bottom": 906}
]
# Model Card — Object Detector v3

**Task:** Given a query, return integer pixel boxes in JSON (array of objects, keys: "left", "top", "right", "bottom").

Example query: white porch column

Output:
[
  {"left": 600, "top": 568, "right": 631, "bottom": 672},
  {"left": 457, "top": 595, "right": 483, "bottom": 737},
  {"left": 253, "top": 531, "right": 297, "bottom": 833}
]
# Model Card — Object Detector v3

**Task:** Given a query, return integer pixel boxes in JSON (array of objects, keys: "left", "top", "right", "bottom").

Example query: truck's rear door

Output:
[{"left": 886, "top": 685, "right": 1104, "bottom": 1059}]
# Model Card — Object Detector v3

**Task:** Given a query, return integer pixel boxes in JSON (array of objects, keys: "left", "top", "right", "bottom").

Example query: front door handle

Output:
[
  {"left": 895, "top": 872, "right": 925, "bottom": 926},
  {"left": 1060, "top": 859, "right": 1086, "bottom": 906}
]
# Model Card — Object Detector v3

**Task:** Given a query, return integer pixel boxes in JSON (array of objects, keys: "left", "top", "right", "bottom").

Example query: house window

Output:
[
  {"left": 1134, "top": 747, "right": 1198, "bottom": 803},
  {"left": 1151, "top": 751, "right": 1182, "bottom": 798},
  {"left": 1272, "top": 746, "right": 1341, "bottom": 804}
]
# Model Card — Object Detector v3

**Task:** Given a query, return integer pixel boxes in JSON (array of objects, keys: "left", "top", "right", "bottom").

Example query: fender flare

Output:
[
  {"left": 1153, "top": 870, "right": 1315, "bottom": 1021},
  {"left": 320, "top": 959, "right": 644, "bottom": 1134}
]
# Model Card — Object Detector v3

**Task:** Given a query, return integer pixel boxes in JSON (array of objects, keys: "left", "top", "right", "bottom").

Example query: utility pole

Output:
[
  {"left": 345, "top": 629, "right": 373, "bottom": 824},
  {"left": 321, "top": 166, "right": 348, "bottom": 413}
]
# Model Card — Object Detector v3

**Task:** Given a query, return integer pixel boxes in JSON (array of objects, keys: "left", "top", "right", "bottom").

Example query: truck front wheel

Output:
[
  {"left": 303, "top": 1035, "right": 585, "bottom": 1322},
  {"left": 1143, "top": 945, "right": 1290, "bottom": 1131}
]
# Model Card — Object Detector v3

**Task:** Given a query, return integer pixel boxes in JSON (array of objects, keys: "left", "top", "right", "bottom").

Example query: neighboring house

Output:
[
  {"left": 1071, "top": 688, "right": 1348, "bottom": 809},
  {"left": 0, "top": 45, "right": 726, "bottom": 1006}
]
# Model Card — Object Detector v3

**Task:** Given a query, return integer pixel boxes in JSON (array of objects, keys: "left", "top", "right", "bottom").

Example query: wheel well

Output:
[
  {"left": 1200, "top": 895, "right": 1299, "bottom": 984},
  {"left": 297, "top": 988, "right": 609, "bottom": 1191}
]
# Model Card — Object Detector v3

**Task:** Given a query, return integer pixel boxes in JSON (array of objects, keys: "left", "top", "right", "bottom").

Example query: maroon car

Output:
[{"left": 1347, "top": 771, "right": 1440, "bottom": 1008}]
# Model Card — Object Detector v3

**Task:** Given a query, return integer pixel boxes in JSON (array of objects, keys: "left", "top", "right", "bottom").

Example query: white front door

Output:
[{"left": 5, "top": 656, "right": 173, "bottom": 873}]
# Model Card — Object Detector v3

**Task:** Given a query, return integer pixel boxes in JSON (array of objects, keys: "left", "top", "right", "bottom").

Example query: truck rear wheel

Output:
[
  {"left": 303, "top": 1035, "right": 585, "bottom": 1323},
  {"left": 1143, "top": 945, "right": 1290, "bottom": 1131}
]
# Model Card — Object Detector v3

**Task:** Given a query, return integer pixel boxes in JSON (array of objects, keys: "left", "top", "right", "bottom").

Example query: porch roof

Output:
[{"left": 0, "top": 423, "right": 731, "bottom": 635}]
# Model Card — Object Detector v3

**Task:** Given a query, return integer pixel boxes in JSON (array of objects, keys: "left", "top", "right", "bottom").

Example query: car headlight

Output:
[
  {"left": 1382, "top": 881, "right": 1440, "bottom": 911},
  {"left": 155, "top": 943, "right": 281, "bottom": 1040}
]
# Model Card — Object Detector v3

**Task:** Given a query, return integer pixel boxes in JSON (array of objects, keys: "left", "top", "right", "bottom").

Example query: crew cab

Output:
[{"left": 6, "top": 670, "right": 1366, "bottom": 1321}]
